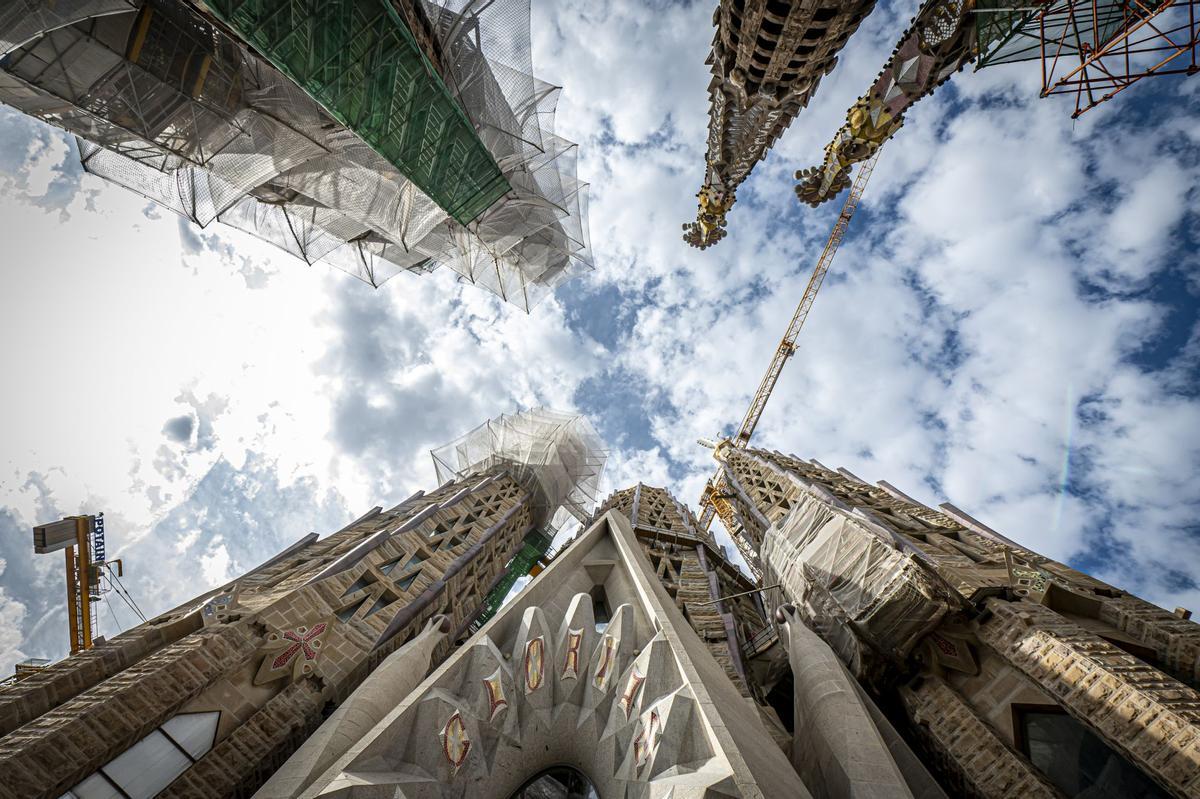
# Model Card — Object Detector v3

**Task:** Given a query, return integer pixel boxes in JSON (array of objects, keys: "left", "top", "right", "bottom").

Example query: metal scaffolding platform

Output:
[
  {"left": 205, "top": 0, "right": 509, "bottom": 225},
  {"left": 977, "top": 0, "right": 1199, "bottom": 117}
]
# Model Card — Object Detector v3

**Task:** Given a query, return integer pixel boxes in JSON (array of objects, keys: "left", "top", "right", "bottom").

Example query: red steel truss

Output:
[{"left": 1038, "top": 0, "right": 1199, "bottom": 116}]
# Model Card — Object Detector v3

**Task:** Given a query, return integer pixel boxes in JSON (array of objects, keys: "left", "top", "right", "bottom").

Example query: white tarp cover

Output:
[
  {"left": 0, "top": 0, "right": 591, "bottom": 310},
  {"left": 761, "top": 485, "right": 955, "bottom": 684},
  {"left": 431, "top": 408, "right": 607, "bottom": 530}
]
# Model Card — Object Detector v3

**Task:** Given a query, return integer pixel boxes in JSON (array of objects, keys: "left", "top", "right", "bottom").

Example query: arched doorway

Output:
[{"left": 508, "top": 765, "right": 600, "bottom": 798}]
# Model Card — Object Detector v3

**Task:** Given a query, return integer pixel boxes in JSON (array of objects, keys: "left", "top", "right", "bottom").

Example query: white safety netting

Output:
[
  {"left": 0, "top": 0, "right": 591, "bottom": 310},
  {"left": 0, "top": 0, "right": 134, "bottom": 56},
  {"left": 760, "top": 486, "right": 955, "bottom": 684},
  {"left": 431, "top": 408, "right": 607, "bottom": 531}
]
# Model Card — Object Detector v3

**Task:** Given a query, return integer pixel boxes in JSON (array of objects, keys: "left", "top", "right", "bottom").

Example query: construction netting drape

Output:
[
  {"left": 0, "top": 0, "right": 133, "bottom": 55},
  {"left": 974, "top": 0, "right": 1168, "bottom": 67},
  {"left": 431, "top": 409, "right": 607, "bottom": 532},
  {"left": 760, "top": 486, "right": 954, "bottom": 684},
  {"left": 0, "top": 0, "right": 592, "bottom": 310}
]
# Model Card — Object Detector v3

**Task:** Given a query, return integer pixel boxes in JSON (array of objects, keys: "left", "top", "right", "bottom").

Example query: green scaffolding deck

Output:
[
  {"left": 475, "top": 529, "right": 553, "bottom": 626},
  {"left": 206, "top": 0, "right": 509, "bottom": 225}
]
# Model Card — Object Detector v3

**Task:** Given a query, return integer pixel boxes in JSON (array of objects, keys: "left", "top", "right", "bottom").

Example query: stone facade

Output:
[
  {"left": 0, "top": 409, "right": 607, "bottom": 799},
  {"left": 263, "top": 509, "right": 816, "bottom": 798},
  {"left": 714, "top": 441, "right": 1200, "bottom": 798},
  {"left": 0, "top": 470, "right": 536, "bottom": 799},
  {"left": 589, "top": 484, "right": 767, "bottom": 698},
  {"left": 259, "top": 492, "right": 950, "bottom": 798},
  {"left": 683, "top": 0, "right": 876, "bottom": 248},
  {"left": 7, "top": 426, "right": 1197, "bottom": 798}
]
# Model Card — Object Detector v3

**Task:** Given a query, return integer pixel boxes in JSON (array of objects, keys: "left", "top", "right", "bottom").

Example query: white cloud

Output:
[
  {"left": 0, "top": 564, "right": 29, "bottom": 670},
  {"left": 200, "top": 541, "right": 233, "bottom": 587},
  {"left": 0, "top": 0, "right": 1197, "bottom": 676}
]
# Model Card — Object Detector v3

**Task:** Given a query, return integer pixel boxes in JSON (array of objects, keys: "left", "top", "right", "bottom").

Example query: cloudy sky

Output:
[{"left": 1, "top": 0, "right": 1198, "bottom": 673}]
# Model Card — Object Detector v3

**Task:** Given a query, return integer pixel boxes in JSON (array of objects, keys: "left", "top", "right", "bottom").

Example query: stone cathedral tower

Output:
[
  {"left": 710, "top": 440, "right": 1200, "bottom": 799},
  {"left": 253, "top": 479, "right": 946, "bottom": 798},
  {"left": 682, "top": 0, "right": 876, "bottom": 249},
  {"left": 0, "top": 410, "right": 605, "bottom": 799},
  {"left": 4, "top": 416, "right": 1200, "bottom": 798}
]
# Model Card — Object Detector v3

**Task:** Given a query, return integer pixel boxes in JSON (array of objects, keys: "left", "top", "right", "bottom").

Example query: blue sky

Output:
[{"left": 0, "top": 0, "right": 1198, "bottom": 672}]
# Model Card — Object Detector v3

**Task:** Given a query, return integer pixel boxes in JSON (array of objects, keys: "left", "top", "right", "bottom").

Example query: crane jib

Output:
[{"left": 698, "top": 151, "right": 882, "bottom": 533}]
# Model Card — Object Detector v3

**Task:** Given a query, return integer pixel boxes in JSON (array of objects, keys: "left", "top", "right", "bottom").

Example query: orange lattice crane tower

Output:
[
  {"left": 32, "top": 513, "right": 123, "bottom": 655},
  {"left": 697, "top": 151, "right": 881, "bottom": 573}
]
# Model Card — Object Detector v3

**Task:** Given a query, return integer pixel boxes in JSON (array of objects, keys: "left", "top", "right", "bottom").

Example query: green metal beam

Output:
[
  {"left": 474, "top": 529, "right": 552, "bottom": 627},
  {"left": 206, "top": 0, "right": 509, "bottom": 224}
]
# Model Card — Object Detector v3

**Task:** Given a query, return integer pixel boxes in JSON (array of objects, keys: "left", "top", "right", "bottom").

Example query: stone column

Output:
[{"left": 779, "top": 606, "right": 917, "bottom": 799}]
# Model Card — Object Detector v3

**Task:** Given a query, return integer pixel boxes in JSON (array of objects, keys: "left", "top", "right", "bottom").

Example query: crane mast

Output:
[
  {"left": 31, "top": 514, "right": 123, "bottom": 656},
  {"left": 699, "top": 151, "right": 881, "bottom": 545}
]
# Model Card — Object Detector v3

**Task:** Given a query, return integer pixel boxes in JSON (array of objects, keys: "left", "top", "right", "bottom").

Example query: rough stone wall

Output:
[
  {"left": 899, "top": 676, "right": 1059, "bottom": 799},
  {"left": 976, "top": 597, "right": 1200, "bottom": 797},
  {"left": 0, "top": 624, "right": 260, "bottom": 798},
  {"left": 0, "top": 605, "right": 204, "bottom": 738},
  {"left": 591, "top": 484, "right": 767, "bottom": 699},
  {"left": 644, "top": 539, "right": 751, "bottom": 695},
  {"left": 0, "top": 469, "right": 535, "bottom": 799},
  {"left": 719, "top": 444, "right": 1200, "bottom": 798},
  {"left": 1096, "top": 594, "right": 1200, "bottom": 686},
  {"left": 160, "top": 679, "right": 325, "bottom": 799}
]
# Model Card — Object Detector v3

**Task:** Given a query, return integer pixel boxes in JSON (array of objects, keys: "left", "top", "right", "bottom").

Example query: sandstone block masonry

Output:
[
  {"left": 717, "top": 443, "right": 1200, "bottom": 798},
  {"left": 0, "top": 470, "right": 534, "bottom": 799}
]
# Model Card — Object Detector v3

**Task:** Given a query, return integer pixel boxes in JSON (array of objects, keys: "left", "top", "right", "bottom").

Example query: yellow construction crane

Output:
[
  {"left": 698, "top": 151, "right": 881, "bottom": 551},
  {"left": 32, "top": 513, "right": 123, "bottom": 655}
]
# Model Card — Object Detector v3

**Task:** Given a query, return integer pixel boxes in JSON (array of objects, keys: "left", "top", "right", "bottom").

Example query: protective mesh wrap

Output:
[
  {"left": 0, "top": 0, "right": 592, "bottom": 310},
  {"left": 0, "top": 0, "right": 134, "bottom": 55},
  {"left": 431, "top": 409, "right": 607, "bottom": 531},
  {"left": 975, "top": 0, "right": 1144, "bottom": 67},
  {"left": 760, "top": 485, "right": 955, "bottom": 685}
]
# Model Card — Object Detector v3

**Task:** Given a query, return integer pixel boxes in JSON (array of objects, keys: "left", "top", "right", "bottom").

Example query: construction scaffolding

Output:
[
  {"left": 0, "top": 0, "right": 591, "bottom": 310},
  {"left": 432, "top": 407, "right": 607, "bottom": 629},
  {"left": 431, "top": 408, "right": 608, "bottom": 531},
  {"left": 976, "top": 0, "right": 1199, "bottom": 117},
  {"left": 468, "top": 527, "right": 552, "bottom": 629},
  {"left": 205, "top": 0, "right": 510, "bottom": 225}
]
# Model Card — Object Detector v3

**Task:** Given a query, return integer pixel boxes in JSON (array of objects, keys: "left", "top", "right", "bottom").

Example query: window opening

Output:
[
  {"left": 365, "top": 594, "right": 392, "bottom": 618},
  {"left": 766, "top": 672, "right": 795, "bottom": 734},
  {"left": 590, "top": 586, "right": 611, "bottom": 633},
  {"left": 64, "top": 712, "right": 219, "bottom": 799},
  {"left": 341, "top": 573, "right": 375, "bottom": 597},
  {"left": 507, "top": 766, "right": 599, "bottom": 799},
  {"left": 1014, "top": 705, "right": 1169, "bottom": 798}
]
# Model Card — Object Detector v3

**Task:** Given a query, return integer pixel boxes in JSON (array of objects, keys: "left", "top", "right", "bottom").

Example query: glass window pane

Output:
[
  {"left": 68, "top": 773, "right": 122, "bottom": 799},
  {"left": 1020, "top": 709, "right": 1169, "bottom": 799},
  {"left": 102, "top": 730, "right": 190, "bottom": 799},
  {"left": 161, "top": 711, "right": 220, "bottom": 759}
]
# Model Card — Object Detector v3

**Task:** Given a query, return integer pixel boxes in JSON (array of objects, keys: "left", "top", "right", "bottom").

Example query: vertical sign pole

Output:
[
  {"left": 75, "top": 516, "right": 93, "bottom": 650},
  {"left": 64, "top": 545, "right": 80, "bottom": 655}
]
